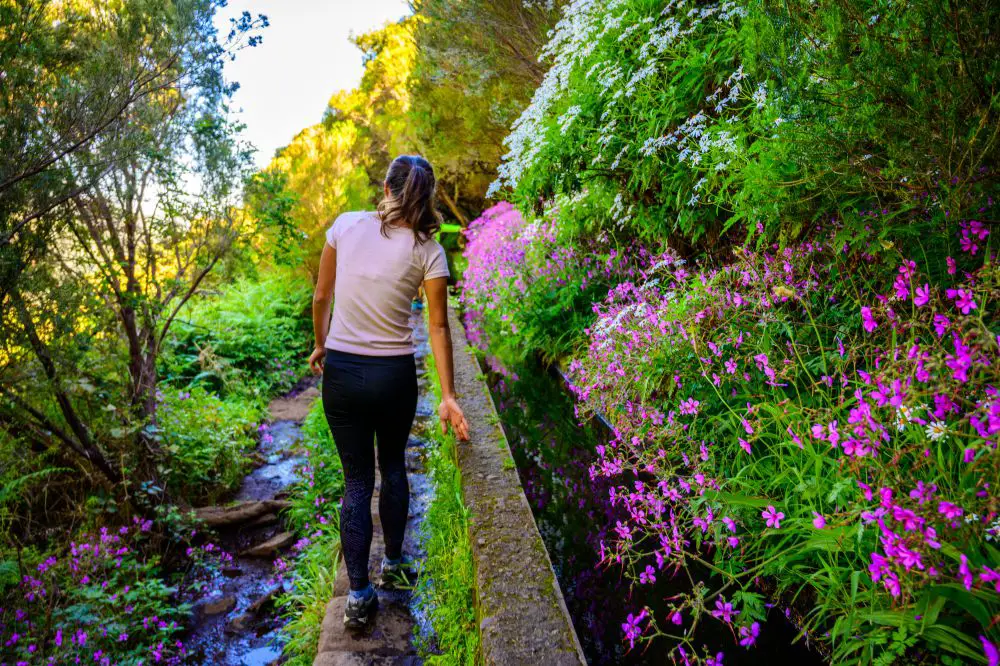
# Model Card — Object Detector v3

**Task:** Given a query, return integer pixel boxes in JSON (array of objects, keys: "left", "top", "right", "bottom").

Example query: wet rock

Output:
[
  {"left": 246, "top": 512, "right": 280, "bottom": 528},
  {"left": 226, "top": 611, "right": 254, "bottom": 633},
  {"left": 194, "top": 500, "right": 291, "bottom": 528},
  {"left": 241, "top": 531, "right": 296, "bottom": 557},
  {"left": 201, "top": 595, "right": 236, "bottom": 616}
]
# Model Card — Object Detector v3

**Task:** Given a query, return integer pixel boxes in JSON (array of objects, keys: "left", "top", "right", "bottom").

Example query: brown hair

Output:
[{"left": 377, "top": 155, "right": 442, "bottom": 244}]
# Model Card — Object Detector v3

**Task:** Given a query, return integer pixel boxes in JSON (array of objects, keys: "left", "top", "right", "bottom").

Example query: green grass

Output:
[
  {"left": 278, "top": 398, "right": 345, "bottom": 665},
  {"left": 414, "top": 355, "right": 480, "bottom": 665}
]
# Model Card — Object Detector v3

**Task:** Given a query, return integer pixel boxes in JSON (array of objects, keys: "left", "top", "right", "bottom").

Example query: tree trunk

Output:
[
  {"left": 12, "top": 293, "right": 123, "bottom": 484},
  {"left": 437, "top": 186, "right": 469, "bottom": 226}
]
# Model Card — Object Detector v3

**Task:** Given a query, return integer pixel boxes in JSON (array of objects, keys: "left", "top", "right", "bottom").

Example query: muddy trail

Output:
[{"left": 184, "top": 310, "right": 436, "bottom": 666}]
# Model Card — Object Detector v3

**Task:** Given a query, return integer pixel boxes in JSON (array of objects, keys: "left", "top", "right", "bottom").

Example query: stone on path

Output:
[{"left": 241, "top": 531, "right": 296, "bottom": 557}]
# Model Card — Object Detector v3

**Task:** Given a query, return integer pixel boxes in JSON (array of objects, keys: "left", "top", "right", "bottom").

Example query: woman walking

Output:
[{"left": 308, "top": 155, "right": 470, "bottom": 629}]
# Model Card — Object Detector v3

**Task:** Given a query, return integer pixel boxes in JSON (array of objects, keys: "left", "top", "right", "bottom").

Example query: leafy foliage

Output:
[
  {"left": 154, "top": 387, "right": 264, "bottom": 504},
  {"left": 414, "top": 354, "right": 479, "bottom": 665},
  {"left": 276, "top": 399, "right": 345, "bottom": 666},
  {"left": 160, "top": 269, "right": 312, "bottom": 399}
]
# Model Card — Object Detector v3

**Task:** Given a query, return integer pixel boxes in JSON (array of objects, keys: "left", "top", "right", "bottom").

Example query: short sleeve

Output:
[
  {"left": 325, "top": 216, "right": 340, "bottom": 249},
  {"left": 424, "top": 242, "right": 450, "bottom": 280}
]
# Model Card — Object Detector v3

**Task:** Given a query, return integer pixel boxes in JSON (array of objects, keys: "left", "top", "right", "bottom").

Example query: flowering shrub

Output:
[
  {"left": 490, "top": 0, "right": 1000, "bottom": 248},
  {"left": 462, "top": 199, "right": 998, "bottom": 662},
  {"left": 0, "top": 519, "right": 190, "bottom": 665},
  {"left": 460, "top": 198, "right": 655, "bottom": 361},
  {"left": 564, "top": 225, "right": 999, "bottom": 663}
]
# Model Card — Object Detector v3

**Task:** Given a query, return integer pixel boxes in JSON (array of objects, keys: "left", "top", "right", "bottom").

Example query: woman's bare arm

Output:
[
  {"left": 309, "top": 243, "right": 337, "bottom": 375},
  {"left": 425, "top": 276, "right": 470, "bottom": 441}
]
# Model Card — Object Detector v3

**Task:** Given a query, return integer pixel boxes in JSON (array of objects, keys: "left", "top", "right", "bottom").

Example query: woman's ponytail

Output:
[{"left": 378, "top": 155, "right": 442, "bottom": 243}]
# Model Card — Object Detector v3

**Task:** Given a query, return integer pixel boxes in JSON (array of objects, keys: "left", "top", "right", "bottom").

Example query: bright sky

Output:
[{"left": 215, "top": 0, "right": 411, "bottom": 169}]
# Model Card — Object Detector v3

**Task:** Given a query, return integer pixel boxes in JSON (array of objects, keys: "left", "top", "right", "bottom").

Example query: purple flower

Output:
[
  {"left": 762, "top": 505, "right": 784, "bottom": 529},
  {"left": 812, "top": 512, "right": 826, "bottom": 529},
  {"left": 739, "top": 622, "right": 760, "bottom": 647},
  {"left": 712, "top": 598, "right": 738, "bottom": 623},
  {"left": 621, "top": 609, "right": 647, "bottom": 649},
  {"left": 981, "top": 636, "right": 999, "bottom": 666},
  {"left": 948, "top": 288, "right": 977, "bottom": 315},
  {"left": 913, "top": 283, "right": 930, "bottom": 306}
]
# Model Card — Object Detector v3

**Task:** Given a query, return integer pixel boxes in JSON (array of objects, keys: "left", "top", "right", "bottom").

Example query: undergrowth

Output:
[
  {"left": 414, "top": 353, "right": 479, "bottom": 666},
  {"left": 277, "top": 398, "right": 345, "bottom": 666}
]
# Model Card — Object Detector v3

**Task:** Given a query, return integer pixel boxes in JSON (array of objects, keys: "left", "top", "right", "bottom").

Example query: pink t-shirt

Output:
[{"left": 325, "top": 211, "right": 449, "bottom": 356}]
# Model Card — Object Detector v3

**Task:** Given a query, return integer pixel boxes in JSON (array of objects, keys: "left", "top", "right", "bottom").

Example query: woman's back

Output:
[{"left": 324, "top": 210, "right": 449, "bottom": 356}]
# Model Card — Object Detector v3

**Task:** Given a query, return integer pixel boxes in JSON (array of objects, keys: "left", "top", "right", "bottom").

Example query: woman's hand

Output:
[
  {"left": 309, "top": 346, "right": 325, "bottom": 375},
  {"left": 439, "top": 395, "right": 470, "bottom": 441}
]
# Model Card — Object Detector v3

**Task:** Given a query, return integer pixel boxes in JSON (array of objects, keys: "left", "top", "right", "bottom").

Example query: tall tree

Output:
[
  {"left": 0, "top": 0, "right": 266, "bottom": 486},
  {"left": 408, "top": 0, "right": 562, "bottom": 220}
]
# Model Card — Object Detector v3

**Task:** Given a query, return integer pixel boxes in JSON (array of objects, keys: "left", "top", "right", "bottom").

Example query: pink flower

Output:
[
  {"left": 812, "top": 512, "right": 826, "bottom": 529},
  {"left": 679, "top": 398, "right": 700, "bottom": 415},
  {"left": 913, "top": 283, "right": 930, "bottom": 307},
  {"left": 762, "top": 505, "right": 784, "bottom": 529},
  {"left": 739, "top": 438, "right": 751, "bottom": 454},
  {"left": 860, "top": 306, "right": 877, "bottom": 333},
  {"left": 938, "top": 501, "right": 963, "bottom": 520},
  {"left": 712, "top": 598, "right": 738, "bottom": 623},
  {"left": 671, "top": 611, "right": 683, "bottom": 625},
  {"left": 948, "top": 288, "right": 977, "bottom": 315},
  {"left": 946, "top": 256, "right": 957, "bottom": 274},
  {"left": 933, "top": 314, "right": 950, "bottom": 337},
  {"left": 959, "top": 554, "right": 974, "bottom": 591}
]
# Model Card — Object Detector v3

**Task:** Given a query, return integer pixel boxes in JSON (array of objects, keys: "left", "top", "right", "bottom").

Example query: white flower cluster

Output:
[
  {"left": 609, "top": 192, "right": 634, "bottom": 226},
  {"left": 489, "top": 0, "right": 626, "bottom": 197},
  {"left": 557, "top": 105, "right": 583, "bottom": 134},
  {"left": 489, "top": 0, "right": 745, "bottom": 198}
]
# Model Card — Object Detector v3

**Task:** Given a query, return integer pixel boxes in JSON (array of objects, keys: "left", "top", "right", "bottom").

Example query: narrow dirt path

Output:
[{"left": 313, "top": 311, "right": 435, "bottom": 666}]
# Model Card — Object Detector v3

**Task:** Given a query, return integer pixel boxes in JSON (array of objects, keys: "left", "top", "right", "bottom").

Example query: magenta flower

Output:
[
  {"left": 621, "top": 609, "right": 647, "bottom": 649},
  {"left": 761, "top": 505, "right": 784, "bottom": 528},
  {"left": 948, "top": 288, "right": 977, "bottom": 315},
  {"left": 671, "top": 610, "right": 683, "bottom": 625},
  {"left": 812, "top": 512, "right": 826, "bottom": 529},
  {"left": 861, "top": 306, "right": 878, "bottom": 333},
  {"left": 959, "top": 554, "right": 974, "bottom": 591},
  {"left": 913, "top": 283, "right": 930, "bottom": 306}
]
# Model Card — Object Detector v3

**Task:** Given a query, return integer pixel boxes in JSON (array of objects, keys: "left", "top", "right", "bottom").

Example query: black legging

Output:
[{"left": 322, "top": 349, "right": 417, "bottom": 591}]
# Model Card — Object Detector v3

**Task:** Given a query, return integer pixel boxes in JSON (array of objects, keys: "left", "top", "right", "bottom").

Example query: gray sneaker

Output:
[
  {"left": 378, "top": 556, "right": 416, "bottom": 590},
  {"left": 343, "top": 586, "right": 378, "bottom": 630}
]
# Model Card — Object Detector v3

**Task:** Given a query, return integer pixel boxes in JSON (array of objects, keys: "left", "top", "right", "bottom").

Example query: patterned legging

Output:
[{"left": 322, "top": 349, "right": 416, "bottom": 591}]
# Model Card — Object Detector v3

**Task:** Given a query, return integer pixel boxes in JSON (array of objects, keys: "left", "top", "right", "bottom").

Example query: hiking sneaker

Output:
[
  {"left": 343, "top": 585, "right": 378, "bottom": 630},
  {"left": 377, "top": 556, "right": 417, "bottom": 590}
]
